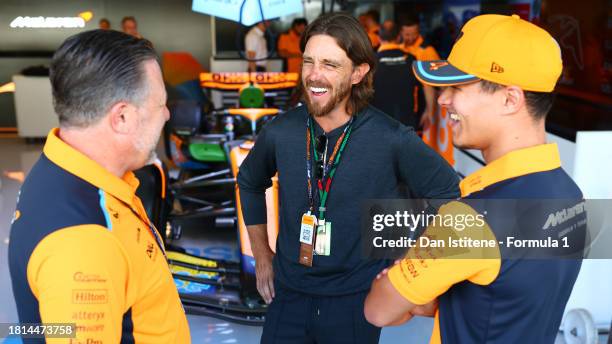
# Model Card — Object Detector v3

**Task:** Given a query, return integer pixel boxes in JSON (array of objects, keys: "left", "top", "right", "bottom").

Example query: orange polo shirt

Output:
[
  {"left": 368, "top": 24, "right": 381, "bottom": 49},
  {"left": 402, "top": 35, "right": 440, "bottom": 61},
  {"left": 278, "top": 30, "right": 302, "bottom": 74},
  {"left": 9, "top": 128, "right": 191, "bottom": 343}
]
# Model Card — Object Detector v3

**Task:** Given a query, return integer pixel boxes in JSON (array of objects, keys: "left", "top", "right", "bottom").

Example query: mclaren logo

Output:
[
  {"left": 542, "top": 201, "right": 586, "bottom": 230},
  {"left": 380, "top": 56, "right": 407, "bottom": 65},
  {"left": 10, "top": 11, "right": 93, "bottom": 29}
]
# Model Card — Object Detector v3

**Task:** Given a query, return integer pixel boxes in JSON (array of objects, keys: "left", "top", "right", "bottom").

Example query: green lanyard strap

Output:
[{"left": 306, "top": 116, "right": 354, "bottom": 221}]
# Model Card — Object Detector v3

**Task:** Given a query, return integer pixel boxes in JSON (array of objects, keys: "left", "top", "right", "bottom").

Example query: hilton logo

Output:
[{"left": 72, "top": 289, "right": 108, "bottom": 304}]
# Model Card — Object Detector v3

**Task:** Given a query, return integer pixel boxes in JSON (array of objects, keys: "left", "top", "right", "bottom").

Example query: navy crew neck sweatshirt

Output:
[{"left": 237, "top": 105, "right": 460, "bottom": 296}]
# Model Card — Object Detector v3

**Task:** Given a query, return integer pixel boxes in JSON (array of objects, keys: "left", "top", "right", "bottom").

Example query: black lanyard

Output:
[
  {"left": 129, "top": 199, "right": 166, "bottom": 257},
  {"left": 306, "top": 116, "right": 354, "bottom": 220}
]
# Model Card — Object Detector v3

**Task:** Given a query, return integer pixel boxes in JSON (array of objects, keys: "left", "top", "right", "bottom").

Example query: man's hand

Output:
[
  {"left": 255, "top": 248, "right": 275, "bottom": 304},
  {"left": 382, "top": 298, "right": 438, "bottom": 326},
  {"left": 376, "top": 260, "right": 438, "bottom": 318},
  {"left": 366, "top": 260, "right": 438, "bottom": 327},
  {"left": 410, "top": 299, "right": 438, "bottom": 318},
  {"left": 419, "top": 107, "right": 433, "bottom": 129},
  {"left": 375, "top": 259, "right": 400, "bottom": 280},
  {"left": 420, "top": 84, "right": 437, "bottom": 130},
  {"left": 246, "top": 224, "right": 275, "bottom": 304}
]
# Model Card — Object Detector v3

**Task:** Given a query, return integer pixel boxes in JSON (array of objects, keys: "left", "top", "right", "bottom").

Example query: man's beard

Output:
[
  {"left": 303, "top": 77, "right": 352, "bottom": 118},
  {"left": 134, "top": 134, "right": 159, "bottom": 165},
  {"left": 134, "top": 119, "right": 163, "bottom": 166}
]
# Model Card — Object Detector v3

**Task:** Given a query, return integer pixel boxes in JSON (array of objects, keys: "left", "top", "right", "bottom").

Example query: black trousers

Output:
[{"left": 261, "top": 284, "right": 381, "bottom": 344}]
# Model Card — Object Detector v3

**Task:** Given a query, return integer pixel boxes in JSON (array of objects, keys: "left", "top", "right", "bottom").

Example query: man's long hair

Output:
[{"left": 300, "top": 13, "right": 377, "bottom": 115}]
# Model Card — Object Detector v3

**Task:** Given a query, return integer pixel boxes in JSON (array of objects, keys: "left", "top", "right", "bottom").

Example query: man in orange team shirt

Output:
[
  {"left": 278, "top": 18, "right": 308, "bottom": 74},
  {"left": 401, "top": 17, "right": 440, "bottom": 127}
]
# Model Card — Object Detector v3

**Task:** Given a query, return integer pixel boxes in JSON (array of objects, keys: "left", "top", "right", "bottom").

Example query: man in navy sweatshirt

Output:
[{"left": 237, "top": 13, "right": 459, "bottom": 344}]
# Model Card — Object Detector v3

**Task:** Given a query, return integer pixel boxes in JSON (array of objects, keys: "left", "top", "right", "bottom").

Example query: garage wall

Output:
[{"left": 0, "top": 0, "right": 213, "bottom": 127}]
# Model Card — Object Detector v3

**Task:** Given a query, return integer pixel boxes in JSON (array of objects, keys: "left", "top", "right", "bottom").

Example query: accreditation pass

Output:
[{"left": 300, "top": 213, "right": 317, "bottom": 245}]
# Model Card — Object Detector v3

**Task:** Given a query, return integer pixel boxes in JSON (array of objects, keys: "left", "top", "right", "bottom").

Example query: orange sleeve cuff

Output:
[{"left": 388, "top": 262, "right": 434, "bottom": 305}]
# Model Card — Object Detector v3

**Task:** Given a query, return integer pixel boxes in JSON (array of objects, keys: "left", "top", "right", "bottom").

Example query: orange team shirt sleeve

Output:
[
  {"left": 277, "top": 34, "right": 290, "bottom": 55},
  {"left": 418, "top": 46, "right": 440, "bottom": 61},
  {"left": 387, "top": 201, "right": 501, "bottom": 305},
  {"left": 367, "top": 28, "right": 380, "bottom": 48},
  {"left": 27, "top": 225, "right": 130, "bottom": 343}
]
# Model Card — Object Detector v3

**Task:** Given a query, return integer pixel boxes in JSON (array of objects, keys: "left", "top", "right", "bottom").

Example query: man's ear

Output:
[
  {"left": 501, "top": 85, "right": 525, "bottom": 116},
  {"left": 108, "top": 102, "right": 137, "bottom": 134},
  {"left": 351, "top": 63, "right": 370, "bottom": 85}
]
